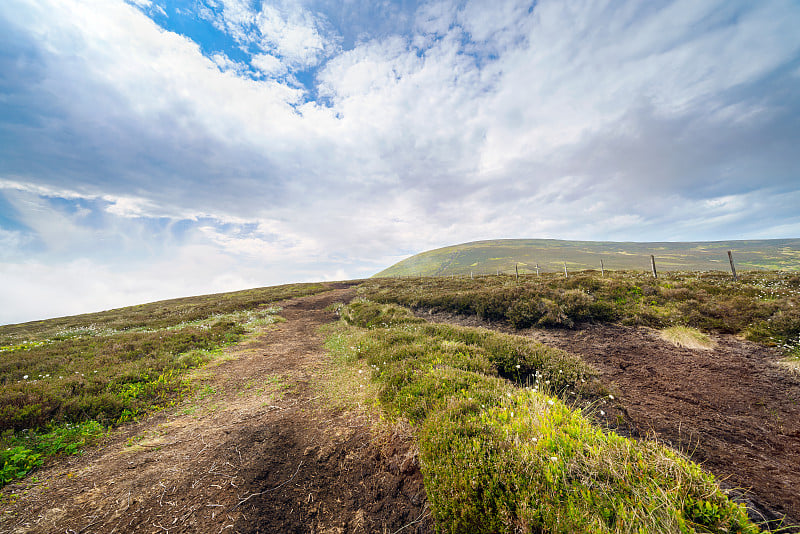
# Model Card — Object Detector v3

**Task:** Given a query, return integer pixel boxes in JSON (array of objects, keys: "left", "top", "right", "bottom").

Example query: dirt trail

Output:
[
  {"left": 423, "top": 311, "right": 800, "bottom": 531},
  {"left": 1, "top": 288, "right": 431, "bottom": 534}
]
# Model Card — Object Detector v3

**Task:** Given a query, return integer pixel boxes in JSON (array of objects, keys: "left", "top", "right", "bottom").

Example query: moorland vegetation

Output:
[
  {"left": 4, "top": 269, "right": 800, "bottom": 532},
  {"left": 326, "top": 298, "right": 762, "bottom": 533},
  {"left": 0, "top": 283, "right": 328, "bottom": 484},
  {"left": 364, "top": 271, "right": 800, "bottom": 351}
]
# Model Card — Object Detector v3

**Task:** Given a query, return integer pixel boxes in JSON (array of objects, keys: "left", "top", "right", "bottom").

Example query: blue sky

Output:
[{"left": 1, "top": 0, "right": 799, "bottom": 325}]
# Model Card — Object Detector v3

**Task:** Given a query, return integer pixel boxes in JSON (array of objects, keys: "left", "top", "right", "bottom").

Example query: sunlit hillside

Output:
[{"left": 375, "top": 238, "right": 800, "bottom": 277}]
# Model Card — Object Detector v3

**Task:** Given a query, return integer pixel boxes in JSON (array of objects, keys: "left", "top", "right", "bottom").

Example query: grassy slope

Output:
[
  {"left": 0, "top": 282, "right": 330, "bottom": 485},
  {"left": 374, "top": 238, "right": 800, "bottom": 277}
]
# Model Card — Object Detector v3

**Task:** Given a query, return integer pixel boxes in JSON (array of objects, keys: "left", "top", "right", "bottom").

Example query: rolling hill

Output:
[{"left": 374, "top": 238, "right": 800, "bottom": 277}]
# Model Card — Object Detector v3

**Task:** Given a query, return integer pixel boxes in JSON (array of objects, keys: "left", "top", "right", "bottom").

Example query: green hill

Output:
[{"left": 374, "top": 238, "right": 800, "bottom": 277}]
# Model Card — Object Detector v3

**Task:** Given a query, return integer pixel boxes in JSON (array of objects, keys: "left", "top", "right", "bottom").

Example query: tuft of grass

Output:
[
  {"left": 778, "top": 340, "right": 800, "bottom": 374},
  {"left": 660, "top": 326, "right": 716, "bottom": 350},
  {"left": 326, "top": 300, "right": 760, "bottom": 533}
]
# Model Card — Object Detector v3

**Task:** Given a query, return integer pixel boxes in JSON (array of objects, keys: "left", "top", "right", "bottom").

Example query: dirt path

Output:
[
  {"left": 1, "top": 288, "right": 431, "bottom": 534},
  {"left": 422, "top": 311, "right": 800, "bottom": 531}
]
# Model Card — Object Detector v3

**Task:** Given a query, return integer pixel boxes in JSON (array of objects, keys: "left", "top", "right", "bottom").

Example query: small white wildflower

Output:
[
  {"left": 510, "top": 411, "right": 514, "bottom": 418},
  {"left": 23, "top": 375, "right": 28, "bottom": 380},
  {"left": 531, "top": 437, "right": 537, "bottom": 442},
  {"left": 515, "top": 364, "right": 520, "bottom": 369},
  {"left": 545, "top": 380, "right": 550, "bottom": 385},
  {"left": 599, "top": 410, "right": 605, "bottom": 416},
  {"left": 547, "top": 400, "right": 554, "bottom": 406},
  {"left": 550, "top": 456, "right": 558, "bottom": 462},
  {"left": 608, "top": 394, "right": 614, "bottom": 400},
  {"left": 559, "top": 370, "right": 562, "bottom": 373}
]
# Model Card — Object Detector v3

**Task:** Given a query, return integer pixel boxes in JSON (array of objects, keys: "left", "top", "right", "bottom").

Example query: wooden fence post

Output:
[
  {"left": 600, "top": 259, "right": 605, "bottom": 278},
  {"left": 515, "top": 263, "right": 519, "bottom": 280},
  {"left": 728, "top": 251, "right": 738, "bottom": 281},
  {"left": 471, "top": 271, "right": 474, "bottom": 280},
  {"left": 650, "top": 255, "right": 658, "bottom": 279},
  {"left": 564, "top": 262, "right": 568, "bottom": 278},
  {"left": 536, "top": 263, "right": 540, "bottom": 277}
]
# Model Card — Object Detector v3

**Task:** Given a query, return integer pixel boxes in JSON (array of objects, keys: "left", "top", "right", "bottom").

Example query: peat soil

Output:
[
  {"left": 1, "top": 287, "right": 432, "bottom": 534},
  {"left": 423, "top": 310, "right": 800, "bottom": 532}
]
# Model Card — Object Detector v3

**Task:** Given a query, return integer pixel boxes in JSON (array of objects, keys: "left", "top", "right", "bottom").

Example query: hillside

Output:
[
  {"left": 3, "top": 274, "right": 800, "bottom": 532},
  {"left": 374, "top": 238, "right": 800, "bottom": 277}
]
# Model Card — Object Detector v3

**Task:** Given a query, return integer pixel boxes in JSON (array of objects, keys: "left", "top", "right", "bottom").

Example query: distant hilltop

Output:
[{"left": 374, "top": 238, "right": 800, "bottom": 277}]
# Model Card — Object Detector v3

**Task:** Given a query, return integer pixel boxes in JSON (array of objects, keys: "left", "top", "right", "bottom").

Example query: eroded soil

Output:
[
  {"left": 1, "top": 287, "right": 431, "bottom": 534},
  {"left": 423, "top": 310, "right": 800, "bottom": 531}
]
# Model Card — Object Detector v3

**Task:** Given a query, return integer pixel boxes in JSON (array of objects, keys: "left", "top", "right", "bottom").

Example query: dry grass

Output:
[
  {"left": 659, "top": 326, "right": 716, "bottom": 350},
  {"left": 778, "top": 357, "right": 800, "bottom": 374}
]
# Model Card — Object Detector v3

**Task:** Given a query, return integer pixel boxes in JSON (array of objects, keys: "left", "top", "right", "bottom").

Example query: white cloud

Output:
[
  {"left": 255, "top": 3, "right": 333, "bottom": 68},
  {"left": 202, "top": 0, "right": 258, "bottom": 44},
  {"left": 251, "top": 52, "right": 287, "bottom": 77},
  {"left": 415, "top": 1, "right": 457, "bottom": 36},
  {"left": 211, "top": 52, "right": 249, "bottom": 74}
]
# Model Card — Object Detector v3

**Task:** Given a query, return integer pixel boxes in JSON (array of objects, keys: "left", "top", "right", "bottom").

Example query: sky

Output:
[{"left": 1, "top": 0, "right": 799, "bottom": 325}]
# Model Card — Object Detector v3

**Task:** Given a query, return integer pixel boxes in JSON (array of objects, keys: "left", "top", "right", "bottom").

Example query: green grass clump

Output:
[
  {"left": 327, "top": 301, "right": 759, "bottom": 533},
  {"left": 362, "top": 272, "right": 800, "bottom": 346},
  {"left": 0, "top": 283, "right": 331, "bottom": 487}
]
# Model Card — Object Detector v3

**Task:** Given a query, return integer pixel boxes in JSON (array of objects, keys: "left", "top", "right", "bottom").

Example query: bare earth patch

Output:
[{"left": 1, "top": 287, "right": 431, "bottom": 534}]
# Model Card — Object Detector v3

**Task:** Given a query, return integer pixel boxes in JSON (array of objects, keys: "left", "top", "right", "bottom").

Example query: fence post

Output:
[
  {"left": 536, "top": 263, "right": 540, "bottom": 277},
  {"left": 471, "top": 271, "right": 474, "bottom": 280},
  {"left": 650, "top": 255, "right": 658, "bottom": 279},
  {"left": 601, "top": 259, "right": 605, "bottom": 278},
  {"left": 564, "top": 262, "right": 568, "bottom": 278},
  {"left": 728, "top": 251, "right": 738, "bottom": 282},
  {"left": 515, "top": 263, "right": 519, "bottom": 280}
]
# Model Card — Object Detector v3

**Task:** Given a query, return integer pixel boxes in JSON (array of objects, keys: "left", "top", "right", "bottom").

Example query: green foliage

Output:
[
  {"left": 1, "top": 420, "right": 107, "bottom": 484},
  {"left": 361, "top": 272, "right": 800, "bottom": 346},
  {"left": 0, "top": 283, "right": 328, "bottom": 486},
  {"left": 0, "top": 446, "right": 42, "bottom": 485},
  {"left": 328, "top": 301, "right": 760, "bottom": 533}
]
